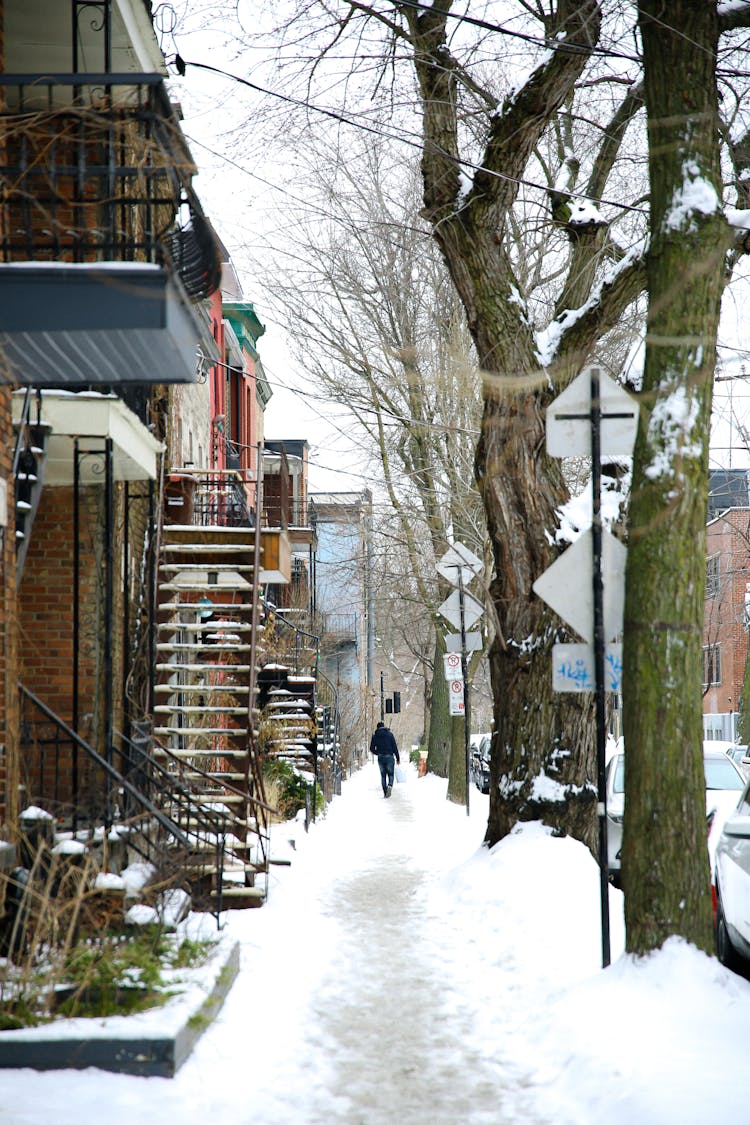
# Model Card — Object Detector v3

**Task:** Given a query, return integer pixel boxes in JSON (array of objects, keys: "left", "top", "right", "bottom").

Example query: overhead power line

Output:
[{"left": 175, "top": 57, "right": 648, "bottom": 216}]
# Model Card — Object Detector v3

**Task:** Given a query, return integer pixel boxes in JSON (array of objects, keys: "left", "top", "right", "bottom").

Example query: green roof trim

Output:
[{"left": 223, "top": 301, "right": 266, "bottom": 359}]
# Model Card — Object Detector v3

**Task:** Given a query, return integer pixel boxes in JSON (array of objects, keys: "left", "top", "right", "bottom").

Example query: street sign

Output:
[
  {"left": 438, "top": 588, "right": 484, "bottom": 631},
  {"left": 446, "top": 631, "right": 483, "bottom": 653},
  {"left": 552, "top": 643, "right": 623, "bottom": 693},
  {"left": 443, "top": 652, "right": 462, "bottom": 680},
  {"left": 448, "top": 678, "right": 465, "bottom": 715},
  {"left": 546, "top": 366, "right": 638, "bottom": 458},
  {"left": 436, "top": 541, "right": 483, "bottom": 586},
  {"left": 532, "top": 529, "right": 626, "bottom": 643}
]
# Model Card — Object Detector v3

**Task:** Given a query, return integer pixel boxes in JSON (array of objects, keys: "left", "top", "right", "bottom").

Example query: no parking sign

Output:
[{"left": 448, "top": 677, "right": 465, "bottom": 715}]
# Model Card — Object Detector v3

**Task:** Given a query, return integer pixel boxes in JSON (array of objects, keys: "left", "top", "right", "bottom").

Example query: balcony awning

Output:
[
  {"left": 0, "top": 263, "right": 218, "bottom": 387},
  {"left": 12, "top": 390, "right": 164, "bottom": 483}
]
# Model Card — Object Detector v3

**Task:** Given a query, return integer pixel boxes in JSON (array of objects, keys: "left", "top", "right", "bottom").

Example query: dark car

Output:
[
  {"left": 471, "top": 734, "right": 491, "bottom": 794},
  {"left": 714, "top": 777, "right": 750, "bottom": 973}
]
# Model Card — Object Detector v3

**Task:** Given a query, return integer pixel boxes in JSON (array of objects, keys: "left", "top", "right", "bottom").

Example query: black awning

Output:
[{"left": 0, "top": 263, "right": 218, "bottom": 386}]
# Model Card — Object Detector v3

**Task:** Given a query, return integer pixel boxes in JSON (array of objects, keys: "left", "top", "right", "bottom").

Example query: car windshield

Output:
[
  {"left": 613, "top": 757, "right": 624, "bottom": 794},
  {"left": 704, "top": 757, "right": 744, "bottom": 790}
]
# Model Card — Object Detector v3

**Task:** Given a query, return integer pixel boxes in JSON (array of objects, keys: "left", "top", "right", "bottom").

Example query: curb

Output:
[{"left": 0, "top": 939, "right": 240, "bottom": 1077}]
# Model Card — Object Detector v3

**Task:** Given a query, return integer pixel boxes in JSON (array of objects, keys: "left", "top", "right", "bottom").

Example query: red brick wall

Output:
[
  {"left": 0, "top": 389, "right": 19, "bottom": 834},
  {"left": 703, "top": 510, "right": 750, "bottom": 719},
  {"left": 18, "top": 485, "right": 104, "bottom": 809}
]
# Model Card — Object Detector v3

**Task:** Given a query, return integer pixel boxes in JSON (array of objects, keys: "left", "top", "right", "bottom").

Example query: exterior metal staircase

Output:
[
  {"left": 154, "top": 519, "right": 270, "bottom": 908},
  {"left": 12, "top": 391, "right": 52, "bottom": 578}
]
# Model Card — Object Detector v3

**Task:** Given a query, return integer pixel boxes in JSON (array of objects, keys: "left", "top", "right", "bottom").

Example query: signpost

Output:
[
  {"left": 437, "top": 542, "right": 484, "bottom": 815},
  {"left": 534, "top": 365, "right": 637, "bottom": 968}
]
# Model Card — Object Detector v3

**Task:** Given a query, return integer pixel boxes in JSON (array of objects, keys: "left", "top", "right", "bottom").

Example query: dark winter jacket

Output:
[{"left": 369, "top": 725, "right": 400, "bottom": 762}]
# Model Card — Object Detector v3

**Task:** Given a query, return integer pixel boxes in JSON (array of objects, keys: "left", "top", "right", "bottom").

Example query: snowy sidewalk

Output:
[{"left": 2, "top": 762, "right": 750, "bottom": 1125}]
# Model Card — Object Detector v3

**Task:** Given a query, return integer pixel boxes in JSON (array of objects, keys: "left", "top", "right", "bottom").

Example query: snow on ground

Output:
[{"left": 0, "top": 762, "right": 748, "bottom": 1124}]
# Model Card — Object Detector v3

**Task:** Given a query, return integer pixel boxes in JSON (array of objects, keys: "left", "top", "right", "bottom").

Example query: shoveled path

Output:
[{"left": 0, "top": 765, "right": 547, "bottom": 1124}]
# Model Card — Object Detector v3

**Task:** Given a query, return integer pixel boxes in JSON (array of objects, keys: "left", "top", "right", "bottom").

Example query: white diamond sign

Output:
[
  {"left": 546, "top": 367, "right": 638, "bottom": 458},
  {"left": 438, "top": 589, "right": 485, "bottom": 632},
  {"left": 436, "top": 542, "right": 483, "bottom": 586},
  {"left": 532, "top": 529, "right": 626, "bottom": 643}
]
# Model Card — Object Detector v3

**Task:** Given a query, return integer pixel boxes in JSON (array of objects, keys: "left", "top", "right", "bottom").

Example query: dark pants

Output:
[{"left": 378, "top": 753, "right": 395, "bottom": 795}]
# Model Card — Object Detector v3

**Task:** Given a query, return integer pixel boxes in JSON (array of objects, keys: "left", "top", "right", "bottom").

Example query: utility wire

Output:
[{"left": 175, "top": 57, "right": 648, "bottom": 215}]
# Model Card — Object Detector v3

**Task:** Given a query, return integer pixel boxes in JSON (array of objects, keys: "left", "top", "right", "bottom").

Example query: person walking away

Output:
[{"left": 369, "top": 721, "right": 400, "bottom": 798}]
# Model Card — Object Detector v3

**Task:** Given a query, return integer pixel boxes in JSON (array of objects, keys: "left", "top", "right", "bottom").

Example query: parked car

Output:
[
  {"left": 724, "top": 744, "right": 750, "bottom": 779},
  {"left": 714, "top": 778, "right": 750, "bottom": 972},
  {"left": 705, "top": 749, "right": 747, "bottom": 873},
  {"left": 470, "top": 734, "right": 491, "bottom": 794},
  {"left": 605, "top": 752, "right": 625, "bottom": 883},
  {"left": 605, "top": 747, "right": 745, "bottom": 886}
]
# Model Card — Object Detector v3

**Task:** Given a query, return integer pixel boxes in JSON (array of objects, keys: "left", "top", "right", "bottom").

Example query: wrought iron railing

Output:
[
  {"left": 321, "top": 612, "right": 358, "bottom": 643},
  {"left": 167, "top": 470, "right": 256, "bottom": 528},
  {"left": 0, "top": 73, "right": 220, "bottom": 298},
  {"left": 263, "top": 498, "right": 311, "bottom": 529},
  {"left": 18, "top": 684, "right": 229, "bottom": 925},
  {"left": 264, "top": 605, "right": 320, "bottom": 676}
]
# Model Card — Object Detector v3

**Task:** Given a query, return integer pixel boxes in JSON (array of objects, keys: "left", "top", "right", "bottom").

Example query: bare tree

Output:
[{"left": 256, "top": 141, "right": 487, "bottom": 799}]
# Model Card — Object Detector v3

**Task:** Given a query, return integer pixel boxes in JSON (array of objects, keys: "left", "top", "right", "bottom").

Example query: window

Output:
[
  {"left": 706, "top": 554, "right": 720, "bottom": 598},
  {"left": 702, "top": 644, "right": 722, "bottom": 686}
]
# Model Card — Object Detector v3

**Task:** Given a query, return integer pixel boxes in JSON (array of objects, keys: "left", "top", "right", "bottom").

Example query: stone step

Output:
[
  {"left": 154, "top": 704, "right": 250, "bottom": 715},
  {"left": 153, "top": 726, "right": 248, "bottom": 739},
  {"left": 158, "top": 601, "right": 255, "bottom": 614},
  {"left": 156, "top": 663, "right": 252, "bottom": 673}
]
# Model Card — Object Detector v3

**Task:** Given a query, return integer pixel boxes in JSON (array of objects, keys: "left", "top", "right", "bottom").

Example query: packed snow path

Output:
[
  {"left": 298, "top": 779, "right": 535, "bottom": 1124},
  {"left": 0, "top": 765, "right": 550, "bottom": 1124},
  {"left": 5, "top": 762, "right": 750, "bottom": 1124}
]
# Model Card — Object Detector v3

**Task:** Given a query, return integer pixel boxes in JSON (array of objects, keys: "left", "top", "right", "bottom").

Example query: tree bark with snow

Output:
[
  {"left": 400, "top": 0, "right": 645, "bottom": 849},
  {"left": 621, "top": 0, "right": 731, "bottom": 955}
]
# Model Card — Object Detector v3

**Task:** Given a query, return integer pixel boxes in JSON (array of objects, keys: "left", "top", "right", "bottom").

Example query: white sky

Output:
[{"left": 1, "top": 763, "right": 748, "bottom": 1123}]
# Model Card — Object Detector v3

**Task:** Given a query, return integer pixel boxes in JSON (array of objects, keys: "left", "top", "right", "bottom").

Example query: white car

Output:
[
  {"left": 605, "top": 747, "right": 745, "bottom": 886},
  {"left": 714, "top": 779, "right": 750, "bottom": 972}
]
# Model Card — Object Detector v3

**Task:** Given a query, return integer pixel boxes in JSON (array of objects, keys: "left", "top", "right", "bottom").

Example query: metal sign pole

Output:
[
  {"left": 591, "top": 367, "right": 611, "bottom": 968},
  {"left": 458, "top": 569, "right": 471, "bottom": 816}
]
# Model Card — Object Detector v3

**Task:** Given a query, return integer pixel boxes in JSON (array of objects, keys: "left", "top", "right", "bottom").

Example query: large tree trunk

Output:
[
  {"left": 479, "top": 401, "right": 597, "bottom": 850},
  {"left": 622, "top": 0, "right": 728, "bottom": 954},
  {"left": 446, "top": 715, "right": 467, "bottom": 805},
  {"left": 407, "top": 0, "right": 604, "bottom": 851}
]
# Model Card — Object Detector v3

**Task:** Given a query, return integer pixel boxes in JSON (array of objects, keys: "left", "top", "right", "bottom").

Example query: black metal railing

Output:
[
  {"left": 0, "top": 74, "right": 220, "bottom": 298},
  {"left": 191, "top": 472, "right": 256, "bottom": 528},
  {"left": 18, "top": 684, "right": 229, "bottom": 925},
  {"left": 264, "top": 605, "right": 320, "bottom": 677},
  {"left": 263, "top": 498, "right": 311, "bottom": 529},
  {"left": 166, "top": 470, "right": 257, "bottom": 528},
  {"left": 317, "top": 670, "right": 343, "bottom": 800},
  {"left": 321, "top": 612, "right": 358, "bottom": 643}
]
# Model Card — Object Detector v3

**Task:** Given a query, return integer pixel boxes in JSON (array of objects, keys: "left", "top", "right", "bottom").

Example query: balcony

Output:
[
  {"left": 165, "top": 471, "right": 257, "bottom": 529},
  {"left": 0, "top": 73, "right": 220, "bottom": 387},
  {"left": 263, "top": 498, "right": 312, "bottom": 531},
  {"left": 320, "top": 613, "right": 358, "bottom": 645}
]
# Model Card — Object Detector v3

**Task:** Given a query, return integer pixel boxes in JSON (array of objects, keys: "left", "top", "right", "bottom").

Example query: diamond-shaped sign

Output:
[
  {"left": 438, "top": 589, "right": 484, "bottom": 632},
  {"left": 532, "top": 529, "right": 626, "bottom": 643},
  {"left": 437, "top": 542, "right": 483, "bottom": 586},
  {"left": 546, "top": 366, "right": 638, "bottom": 458}
]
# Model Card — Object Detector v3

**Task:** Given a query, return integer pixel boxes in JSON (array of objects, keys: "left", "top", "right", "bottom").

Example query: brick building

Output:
[{"left": 703, "top": 506, "right": 750, "bottom": 740}]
